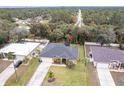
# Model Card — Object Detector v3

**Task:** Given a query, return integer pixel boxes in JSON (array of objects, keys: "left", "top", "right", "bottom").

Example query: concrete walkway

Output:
[
  {"left": 0, "top": 63, "right": 15, "bottom": 86},
  {"left": 27, "top": 58, "right": 52, "bottom": 86},
  {"left": 97, "top": 63, "right": 115, "bottom": 86}
]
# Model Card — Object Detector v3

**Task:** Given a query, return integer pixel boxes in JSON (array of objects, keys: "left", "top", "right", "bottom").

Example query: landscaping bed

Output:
[
  {"left": 5, "top": 57, "right": 40, "bottom": 86},
  {"left": 0, "top": 60, "right": 12, "bottom": 73},
  {"left": 111, "top": 71, "right": 124, "bottom": 86}
]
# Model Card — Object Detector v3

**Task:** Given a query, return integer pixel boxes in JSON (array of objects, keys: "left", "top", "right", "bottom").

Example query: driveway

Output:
[
  {"left": 0, "top": 63, "right": 15, "bottom": 86},
  {"left": 27, "top": 58, "right": 52, "bottom": 86},
  {"left": 97, "top": 63, "right": 115, "bottom": 86}
]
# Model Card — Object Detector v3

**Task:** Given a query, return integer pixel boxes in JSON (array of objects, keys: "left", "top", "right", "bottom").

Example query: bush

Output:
[
  {"left": 0, "top": 53, "right": 4, "bottom": 59},
  {"left": 66, "top": 60, "right": 75, "bottom": 69},
  {"left": 7, "top": 52, "right": 15, "bottom": 60},
  {"left": 119, "top": 44, "right": 124, "bottom": 50},
  {"left": 53, "top": 57, "right": 61, "bottom": 64},
  {"left": 48, "top": 71, "right": 55, "bottom": 82},
  {"left": 23, "top": 57, "right": 29, "bottom": 64},
  {"left": 0, "top": 36, "right": 5, "bottom": 45}
]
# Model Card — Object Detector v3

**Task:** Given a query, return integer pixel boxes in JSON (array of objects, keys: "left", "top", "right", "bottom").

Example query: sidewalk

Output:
[
  {"left": 27, "top": 58, "right": 52, "bottom": 86},
  {"left": 97, "top": 63, "right": 115, "bottom": 86},
  {"left": 0, "top": 63, "right": 15, "bottom": 86}
]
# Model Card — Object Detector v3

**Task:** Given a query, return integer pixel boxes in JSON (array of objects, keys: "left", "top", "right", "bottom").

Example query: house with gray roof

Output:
[
  {"left": 40, "top": 43, "right": 79, "bottom": 63},
  {"left": 90, "top": 46, "right": 124, "bottom": 69}
]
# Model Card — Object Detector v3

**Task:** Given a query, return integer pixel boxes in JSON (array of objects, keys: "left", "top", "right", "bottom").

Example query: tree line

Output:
[{"left": 0, "top": 7, "right": 124, "bottom": 46}]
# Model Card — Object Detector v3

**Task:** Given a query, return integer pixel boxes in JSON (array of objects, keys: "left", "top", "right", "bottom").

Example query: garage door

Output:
[
  {"left": 41, "top": 57, "right": 53, "bottom": 63},
  {"left": 97, "top": 63, "right": 109, "bottom": 69}
]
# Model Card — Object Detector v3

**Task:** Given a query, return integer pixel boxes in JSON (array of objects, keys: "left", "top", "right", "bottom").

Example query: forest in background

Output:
[{"left": 0, "top": 7, "right": 124, "bottom": 48}]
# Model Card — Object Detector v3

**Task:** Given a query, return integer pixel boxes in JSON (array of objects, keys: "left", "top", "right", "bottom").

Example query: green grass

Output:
[
  {"left": 5, "top": 57, "right": 40, "bottom": 86},
  {"left": 42, "top": 44, "right": 89, "bottom": 86}
]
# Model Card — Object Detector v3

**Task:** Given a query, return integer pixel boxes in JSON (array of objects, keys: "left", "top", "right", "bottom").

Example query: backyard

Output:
[
  {"left": 42, "top": 45, "right": 99, "bottom": 86},
  {"left": 5, "top": 57, "right": 40, "bottom": 86}
]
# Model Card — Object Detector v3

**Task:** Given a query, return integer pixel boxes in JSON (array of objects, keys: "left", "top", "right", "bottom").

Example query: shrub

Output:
[
  {"left": 23, "top": 57, "right": 29, "bottom": 64},
  {"left": 66, "top": 60, "right": 75, "bottom": 69},
  {"left": 48, "top": 71, "right": 55, "bottom": 82},
  {"left": 7, "top": 52, "right": 15, "bottom": 60},
  {"left": 119, "top": 44, "right": 124, "bottom": 50},
  {"left": 53, "top": 57, "right": 61, "bottom": 64}
]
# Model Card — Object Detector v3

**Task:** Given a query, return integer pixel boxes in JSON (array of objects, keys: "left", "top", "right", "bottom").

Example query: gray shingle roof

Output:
[
  {"left": 40, "top": 43, "right": 78, "bottom": 60},
  {"left": 91, "top": 46, "right": 124, "bottom": 63}
]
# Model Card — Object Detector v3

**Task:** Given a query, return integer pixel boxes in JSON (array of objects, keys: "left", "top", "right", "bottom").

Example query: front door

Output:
[{"left": 62, "top": 59, "right": 66, "bottom": 64}]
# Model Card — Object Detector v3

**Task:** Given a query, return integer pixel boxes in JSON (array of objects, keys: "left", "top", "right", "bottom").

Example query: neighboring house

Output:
[
  {"left": 40, "top": 43, "right": 79, "bottom": 64},
  {"left": 90, "top": 46, "right": 124, "bottom": 69},
  {"left": 0, "top": 42, "right": 40, "bottom": 61}
]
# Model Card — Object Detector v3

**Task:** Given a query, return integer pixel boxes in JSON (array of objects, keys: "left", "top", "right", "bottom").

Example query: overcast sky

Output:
[{"left": 0, "top": 0, "right": 124, "bottom": 7}]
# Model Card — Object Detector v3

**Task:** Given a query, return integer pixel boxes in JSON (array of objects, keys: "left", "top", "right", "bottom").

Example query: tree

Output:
[
  {"left": 77, "top": 27, "right": 89, "bottom": 45},
  {"left": 119, "top": 44, "right": 124, "bottom": 50},
  {"left": 110, "top": 13, "right": 124, "bottom": 27},
  {"left": 71, "top": 26, "right": 78, "bottom": 44},
  {"left": 11, "top": 26, "right": 30, "bottom": 42},
  {"left": 97, "top": 34, "right": 108, "bottom": 46},
  {"left": 48, "top": 29, "right": 64, "bottom": 42},
  {"left": 0, "top": 36, "right": 5, "bottom": 45},
  {"left": 7, "top": 52, "right": 15, "bottom": 60}
]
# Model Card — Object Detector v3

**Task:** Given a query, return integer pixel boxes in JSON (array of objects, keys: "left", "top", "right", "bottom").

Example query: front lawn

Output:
[
  {"left": 42, "top": 44, "right": 99, "bottom": 86},
  {"left": 5, "top": 57, "right": 40, "bottom": 86}
]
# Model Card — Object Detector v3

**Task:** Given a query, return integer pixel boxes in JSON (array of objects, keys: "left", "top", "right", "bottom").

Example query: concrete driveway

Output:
[
  {"left": 27, "top": 58, "right": 52, "bottom": 86},
  {"left": 97, "top": 63, "right": 115, "bottom": 86},
  {"left": 0, "top": 63, "right": 15, "bottom": 86}
]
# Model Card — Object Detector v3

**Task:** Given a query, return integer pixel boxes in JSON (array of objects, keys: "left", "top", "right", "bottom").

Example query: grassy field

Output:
[
  {"left": 42, "top": 44, "right": 93, "bottom": 86},
  {"left": 5, "top": 57, "right": 40, "bottom": 86}
]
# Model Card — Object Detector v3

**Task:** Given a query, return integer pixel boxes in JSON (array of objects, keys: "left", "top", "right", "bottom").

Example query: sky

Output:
[{"left": 0, "top": 0, "right": 124, "bottom": 7}]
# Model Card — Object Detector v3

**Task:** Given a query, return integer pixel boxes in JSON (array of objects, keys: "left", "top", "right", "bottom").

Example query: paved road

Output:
[
  {"left": 0, "top": 63, "right": 15, "bottom": 86},
  {"left": 27, "top": 58, "right": 52, "bottom": 86},
  {"left": 97, "top": 63, "right": 115, "bottom": 86}
]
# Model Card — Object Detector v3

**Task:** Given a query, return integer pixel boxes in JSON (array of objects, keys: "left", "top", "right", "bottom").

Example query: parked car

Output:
[{"left": 14, "top": 60, "right": 22, "bottom": 68}]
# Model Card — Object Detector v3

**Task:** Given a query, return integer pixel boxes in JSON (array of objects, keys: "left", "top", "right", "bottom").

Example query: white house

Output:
[{"left": 0, "top": 42, "right": 40, "bottom": 61}]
